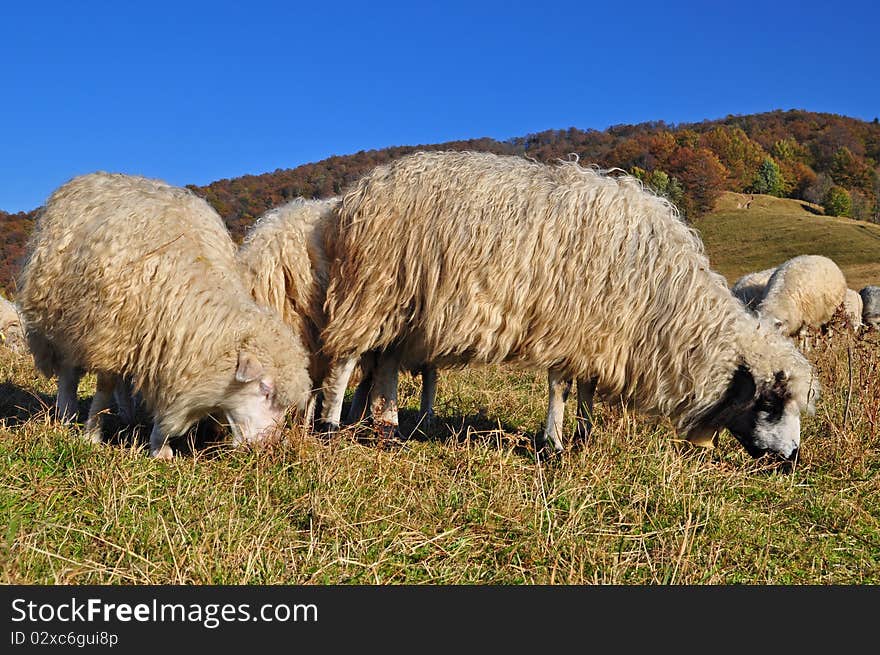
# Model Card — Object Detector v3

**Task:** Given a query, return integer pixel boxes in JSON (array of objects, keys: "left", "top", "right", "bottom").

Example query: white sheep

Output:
[
  {"left": 318, "top": 150, "right": 818, "bottom": 460},
  {"left": 861, "top": 286, "right": 880, "bottom": 329},
  {"left": 731, "top": 267, "right": 776, "bottom": 310},
  {"left": 0, "top": 295, "right": 26, "bottom": 353},
  {"left": 842, "top": 288, "right": 863, "bottom": 331},
  {"left": 238, "top": 197, "right": 445, "bottom": 431},
  {"left": 755, "top": 255, "right": 847, "bottom": 342},
  {"left": 18, "top": 172, "right": 313, "bottom": 459},
  {"left": 238, "top": 196, "right": 339, "bottom": 421}
]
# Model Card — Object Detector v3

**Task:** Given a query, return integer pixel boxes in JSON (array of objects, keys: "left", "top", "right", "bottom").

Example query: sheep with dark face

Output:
[
  {"left": 318, "top": 151, "right": 818, "bottom": 460},
  {"left": 18, "top": 172, "right": 312, "bottom": 459}
]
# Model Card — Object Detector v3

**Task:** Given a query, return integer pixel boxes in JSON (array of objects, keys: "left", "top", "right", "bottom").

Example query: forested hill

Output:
[
  {"left": 2, "top": 109, "right": 879, "bottom": 295},
  {"left": 188, "top": 109, "right": 880, "bottom": 239}
]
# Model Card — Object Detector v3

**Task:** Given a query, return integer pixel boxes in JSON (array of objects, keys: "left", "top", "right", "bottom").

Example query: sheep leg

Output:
[
  {"left": 55, "top": 366, "right": 81, "bottom": 423},
  {"left": 347, "top": 377, "right": 372, "bottom": 423},
  {"left": 84, "top": 372, "right": 116, "bottom": 444},
  {"left": 347, "top": 351, "right": 378, "bottom": 424},
  {"left": 319, "top": 356, "right": 359, "bottom": 431},
  {"left": 418, "top": 364, "right": 438, "bottom": 427},
  {"left": 574, "top": 376, "right": 598, "bottom": 442},
  {"left": 540, "top": 369, "right": 571, "bottom": 453},
  {"left": 149, "top": 423, "right": 174, "bottom": 461},
  {"left": 369, "top": 351, "right": 401, "bottom": 441},
  {"left": 113, "top": 376, "right": 138, "bottom": 425}
]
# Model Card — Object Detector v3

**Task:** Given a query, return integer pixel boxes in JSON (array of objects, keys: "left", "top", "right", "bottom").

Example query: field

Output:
[
  {"left": 697, "top": 192, "right": 880, "bottom": 289},
  {"left": 1, "top": 194, "right": 879, "bottom": 585},
  {"left": 1, "top": 325, "right": 879, "bottom": 584}
]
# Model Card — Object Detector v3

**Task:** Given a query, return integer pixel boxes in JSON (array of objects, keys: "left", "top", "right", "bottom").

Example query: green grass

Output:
[
  {"left": 2, "top": 324, "right": 879, "bottom": 584},
  {"left": 695, "top": 192, "right": 880, "bottom": 289}
]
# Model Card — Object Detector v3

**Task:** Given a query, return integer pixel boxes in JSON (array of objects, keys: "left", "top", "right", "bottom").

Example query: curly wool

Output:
[
  {"left": 756, "top": 254, "right": 847, "bottom": 337},
  {"left": 322, "top": 150, "right": 817, "bottom": 432},
  {"left": 18, "top": 172, "right": 312, "bottom": 436},
  {"left": 238, "top": 197, "right": 339, "bottom": 386}
]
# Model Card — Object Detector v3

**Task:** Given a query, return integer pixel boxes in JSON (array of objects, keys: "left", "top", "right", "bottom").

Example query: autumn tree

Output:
[
  {"left": 667, "top": 147, "right": 729, "bottom": 216},
  {"left": 823, "top": 186, "right": 852, "bottom": 217},
  {"left": 700, "top": 126, "right": 766, "bottom": 190}
]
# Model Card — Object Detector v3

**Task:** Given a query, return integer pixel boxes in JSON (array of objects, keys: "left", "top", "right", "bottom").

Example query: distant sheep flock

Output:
[{"left": 7, "top": 151, "right": 879, "bottom": 465}]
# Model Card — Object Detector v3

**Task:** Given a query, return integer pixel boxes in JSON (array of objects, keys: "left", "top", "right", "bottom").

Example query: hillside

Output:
[
  {"left": 1, "top": 109, "right": 878, "bottom": 295},
  {"left": 696, "top": 192, "right": 880, "bottom": 289}
]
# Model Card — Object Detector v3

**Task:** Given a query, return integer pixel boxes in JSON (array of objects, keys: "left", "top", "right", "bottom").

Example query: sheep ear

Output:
[
  {"left": 236, "top": 351, "right": 264, "bottom": 383},
  {"left": 259, "top": 379, "right": 275, "bottom": 397},
  {"left": 729, "top": 365, "right": 757, "bottom": 406}
]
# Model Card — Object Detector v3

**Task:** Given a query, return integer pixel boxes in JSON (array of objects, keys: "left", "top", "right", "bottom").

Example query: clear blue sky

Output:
[{"left": 1, "top": 0, "right": 878, "bottom": 213}]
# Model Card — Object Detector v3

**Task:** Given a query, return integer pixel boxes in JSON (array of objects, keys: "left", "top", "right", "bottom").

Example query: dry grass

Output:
[{"left": 2, "top": 321, "right": 879, "bottom": 585}]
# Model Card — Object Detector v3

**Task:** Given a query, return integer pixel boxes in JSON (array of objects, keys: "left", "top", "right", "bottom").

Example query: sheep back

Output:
[{"left": 757, "top": 255, "right": 847, "bottom": 336}]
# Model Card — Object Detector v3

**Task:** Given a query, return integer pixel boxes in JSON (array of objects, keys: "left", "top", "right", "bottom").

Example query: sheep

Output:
[
  {"left": 861, "top": 286, "right": 880, "bottom": 329},
  {"left": 755, "top": 255, "right": 847, "bottom": 342},
  {"left": 17, "top": 172, "right": 313, "bottom": 459},
  {"left": 237, "top": 196, "right": 339, "bottom": 420},
  {"left": 731, "top": 267, "right": 776, "bottom": 310},
  {"left": 318, "top": 150, "right": 818, "bottom": 460},
  {"left": 842, "top": 288, "right": 863, "bottom": 331},
  {"left": 0, "top": 295, "right": 26, "bottom": 353},
  {"left": 238, "top": 197, "right": 444, "bottom": 431}
]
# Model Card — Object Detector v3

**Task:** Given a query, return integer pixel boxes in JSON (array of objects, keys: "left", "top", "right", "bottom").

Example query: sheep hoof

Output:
[
  {"left": 534, "top": 434, "right": 564, "bottom": 456},
  {"left": 417, "top": 411, "right": 436, "bottom": 431},
  {"left": 315, "top": 420, "right": 340, "bottom": 435},
  {"left": 373, "top": 420, "right": 403, "bottom": 444},
  {"left": 82, "top": 429, "right": 103, "bottom": 445},
  {"left": 151, "top": 445, "right": 174, "bottom": 461}
]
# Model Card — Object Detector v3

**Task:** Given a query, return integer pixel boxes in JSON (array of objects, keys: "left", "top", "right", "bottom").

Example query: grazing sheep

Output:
[
  {"left": 861, "top": 286, "right": 880, "bottom": 329},
  {"left": 756, "top": 255, "right": 847, "bottom": 340},
  {"left": 731, "top": 267, "right": 776, "bottom": 310},
  {"left": 842, "top": 288, "right": 863, "bottom": 331},
  {"left": 238, "top": 197, "right": 443, "bottom": 429},
  {"left": 0, "top": 295, "right": 26, "bottom": 353},
  {"left": 238, "top": 196, "right": 339, "bottom": 419},
  {"left": 319, "top": 150, "right": 818, "bottom": 460},
  {"left": 18, "top": 172, "right": 312, "bottom": 459}
]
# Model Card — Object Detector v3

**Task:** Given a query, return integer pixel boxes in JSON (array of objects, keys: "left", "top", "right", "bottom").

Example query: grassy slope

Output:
[
  {"left": 695, "top": 192, "right": 880, "bottom": 290},
  {"left": 1, "top": 328, "right": 879, "bottom": 584}
]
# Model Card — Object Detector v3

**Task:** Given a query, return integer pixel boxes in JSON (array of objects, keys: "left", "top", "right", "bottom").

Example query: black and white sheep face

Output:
[
  {"left": 691, "top": 366, "right": 801, "bottom": 461},
  {"left": 721, "top": 368, "right": 801, "bottom": 461}
]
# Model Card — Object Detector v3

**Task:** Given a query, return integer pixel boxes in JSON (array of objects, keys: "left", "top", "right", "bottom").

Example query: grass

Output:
[
  {"left": 1, "top": 322, "right": 879, "bottom": 584},
  {"left": 695, "top": 192, "right": 880, "bottom": 289}
]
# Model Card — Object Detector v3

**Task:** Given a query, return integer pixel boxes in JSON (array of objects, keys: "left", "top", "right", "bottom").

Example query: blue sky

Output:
[{"left": 1, "top": 1, "right": 878, "bottom": 212}]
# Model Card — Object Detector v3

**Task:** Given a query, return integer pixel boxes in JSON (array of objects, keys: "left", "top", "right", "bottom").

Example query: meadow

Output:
[
  {"left": 1, "top": 320, "right": 878, "bottom": 585},
  {"left": 1, "top": 191, "right": 878, "bottom": 585}
]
